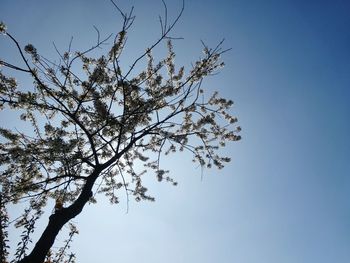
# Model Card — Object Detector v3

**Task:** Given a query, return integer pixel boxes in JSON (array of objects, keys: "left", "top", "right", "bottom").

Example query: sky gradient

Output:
[{"left": 1, "top": 0, "right": 349, "bottom": 262}]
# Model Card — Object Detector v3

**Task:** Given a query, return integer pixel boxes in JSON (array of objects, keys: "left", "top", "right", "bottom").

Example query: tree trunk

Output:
[{"left": 18, "top": 169, "right": 100, "bottom": 263}]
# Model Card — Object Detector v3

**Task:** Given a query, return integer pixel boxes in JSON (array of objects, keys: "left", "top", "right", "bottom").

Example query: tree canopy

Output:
[{"left": 0, "top": 2, "right": 240, "bottom": 262}]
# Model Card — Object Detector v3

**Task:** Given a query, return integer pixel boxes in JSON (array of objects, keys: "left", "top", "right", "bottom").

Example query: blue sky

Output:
[{"left": 1, "top": 0, "right": 349, "bottom": 262}]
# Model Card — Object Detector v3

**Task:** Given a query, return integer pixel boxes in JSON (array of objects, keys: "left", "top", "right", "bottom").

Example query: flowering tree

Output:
[{"left": 0, "top": 1, "right": 241, "bottom": 263}]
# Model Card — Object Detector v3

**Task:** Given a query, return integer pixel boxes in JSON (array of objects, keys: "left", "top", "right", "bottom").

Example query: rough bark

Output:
[{"left": 18, "top": 169, "right": 101, "bottom": 263}]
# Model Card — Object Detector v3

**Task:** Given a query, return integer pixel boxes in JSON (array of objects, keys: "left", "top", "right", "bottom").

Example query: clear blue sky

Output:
[{"left": 1, "top": 0, "right": 349, "bottom": 262}]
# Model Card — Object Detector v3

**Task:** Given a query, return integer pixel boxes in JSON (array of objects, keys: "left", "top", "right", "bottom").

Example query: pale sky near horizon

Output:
[{"left": 1, "top": 0, "right": 350, "bottom": 262}]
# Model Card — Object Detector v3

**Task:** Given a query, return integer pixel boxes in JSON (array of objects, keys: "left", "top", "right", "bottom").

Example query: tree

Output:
[{"left": 0, "top": 1, "right": 241, "bottom": 262}]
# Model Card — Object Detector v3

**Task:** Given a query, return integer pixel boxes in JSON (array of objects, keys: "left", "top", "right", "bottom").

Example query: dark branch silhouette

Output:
[{"left": 0, "top": 1, "right": 240, "bottom": 262}]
